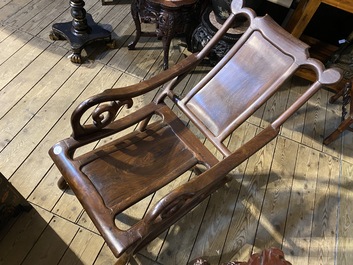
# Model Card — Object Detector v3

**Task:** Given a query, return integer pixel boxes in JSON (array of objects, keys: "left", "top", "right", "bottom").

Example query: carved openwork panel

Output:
[{"left": 71, "top": 98, "right": 133, "bottom": 138}]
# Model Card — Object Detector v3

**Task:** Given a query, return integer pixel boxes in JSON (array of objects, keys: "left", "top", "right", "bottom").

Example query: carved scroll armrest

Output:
[
  {"left": 71, "top": 96, "right": 134, "bottom": 139},
  {"left": 70, "top": 54, "right": 201, "bottom": 139},
  {"left": 142, "top": 126, "right": 280, "bottom": 228},
  {"left": 144, "top": 189, "right": 196, "bottom": 224}
]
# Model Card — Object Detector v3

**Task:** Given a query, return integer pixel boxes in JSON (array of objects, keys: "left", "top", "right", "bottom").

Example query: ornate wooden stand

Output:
[
  {"left": 50, "top": 0, "right": 112, "bottom": 64},
  {"left": 192, "top": 247, "right": 292, "bottom": 265}
]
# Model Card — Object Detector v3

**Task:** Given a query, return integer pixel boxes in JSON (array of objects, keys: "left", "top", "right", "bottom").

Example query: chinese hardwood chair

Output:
[{"left": 49, "top": 0, "right": 341, "bottom": 263}]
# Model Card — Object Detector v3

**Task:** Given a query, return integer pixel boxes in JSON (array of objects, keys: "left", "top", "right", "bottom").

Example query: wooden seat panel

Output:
[{"left": 80, "top": 123, "right": 199, "bottom": 211}]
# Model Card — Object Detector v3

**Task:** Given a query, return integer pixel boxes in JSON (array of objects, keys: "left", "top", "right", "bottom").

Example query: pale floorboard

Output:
[{"left": 0, "top": 0, "right": 352, "bottom": 264}]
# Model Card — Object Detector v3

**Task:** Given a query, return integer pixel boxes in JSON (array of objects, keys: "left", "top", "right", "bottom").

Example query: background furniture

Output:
[
  {"left": 190, "top": 8, "right": 246, "bottom": 65},
  {"left": 285, "top": 0, "right": 353, "bottom": 38},
  {"left": 190, "top": 0, "right": 264, "bottom": 64},
  {"left": 285, "top": 0, "right": 353, "bottom": 91},
  {"left": 0, "top": 172, "right": 31, "bottom": 228},
  {"left": 49, "top": 0, "right": 340, "bottom": 264},
  {"left": 324, "top": 80, "right": 353, "bottom": 145},
  {"left": 128, "top": 0, "right": 201, "bottom": 69},
  {"left": 192, "top": 247, "right": 292, "bottom": 265},
  {"left": 50, "top": 0, "right": 112, "bottom": 63}
]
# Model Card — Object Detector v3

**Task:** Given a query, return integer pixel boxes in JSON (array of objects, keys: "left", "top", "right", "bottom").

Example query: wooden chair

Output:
[
  {"left": 49, "top": 0, "right": 341, "bottom": 263},
  {"left": 323, "top": 80, "right": 353, "bottom": 145}
]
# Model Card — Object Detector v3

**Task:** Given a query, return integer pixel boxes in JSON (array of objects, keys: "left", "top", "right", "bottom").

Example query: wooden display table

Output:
[
  {"left": 285, "top": 0, "right": 353, "bottom": 91},
  {"left": 286, "top": 0, "right": 353, "bottom": 38},
  {"left": 128, "top": 0, "right": 201, "bottom": 70}
]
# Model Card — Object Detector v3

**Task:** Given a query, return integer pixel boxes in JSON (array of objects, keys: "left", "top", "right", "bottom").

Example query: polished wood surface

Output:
[{"left": 1, "top": 0, "right": 353, "bottom": 264}]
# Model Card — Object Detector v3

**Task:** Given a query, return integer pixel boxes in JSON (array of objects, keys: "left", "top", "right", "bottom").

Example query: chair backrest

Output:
[{"left": 164, "top": 2, "right": 341, "bottom": 156}]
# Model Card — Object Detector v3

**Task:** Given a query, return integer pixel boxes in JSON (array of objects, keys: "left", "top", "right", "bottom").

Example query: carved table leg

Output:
[
  {"left": 158, "top": 10, "right": 176, "bottom": 70},
  {"left": 50, "top": 0, "right": 112, "bottom": 63},
  {"left": 161, "top": 34, "right": 172, "bottom": 70},
  {"left": 128, "top": 0, "right": 142, "bottom": 50}
]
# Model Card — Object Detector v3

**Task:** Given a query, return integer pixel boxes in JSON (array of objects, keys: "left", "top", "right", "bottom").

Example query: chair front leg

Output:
[{"left": 114, "top": 252, "right": 131, "bottom": 265}]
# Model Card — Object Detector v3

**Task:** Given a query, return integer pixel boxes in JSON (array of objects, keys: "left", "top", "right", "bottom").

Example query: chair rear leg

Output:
[
  {"left": 324, "top": 81, "right": 353, "bottom": 145},
  {"left": 323, "top": 116, "right": 353, "bottom": 145}
]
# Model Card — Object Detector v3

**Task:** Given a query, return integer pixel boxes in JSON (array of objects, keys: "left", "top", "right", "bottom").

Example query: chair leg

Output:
[
  {"left": 324, "top": 80, "right": 353, "bottom": 145},
  {"left": 323, "top": 116, "right": 353, "bottom": 145},
  {"left": 57, "top": 176, "right": 69, "bottom": 190},
  {"left": 114, "top": 252, "right": 131, "bottom": 265},
  {"left": 329, "top": 87, "right": 345, "bottom": 104}
]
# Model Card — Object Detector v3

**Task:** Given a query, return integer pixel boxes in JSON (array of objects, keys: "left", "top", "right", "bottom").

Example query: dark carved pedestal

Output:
[
  {"left": 190, "top": 8, "right": 246, "bottom": 65},
  {"left": 192, "top": 247, "right": 292, "bottom": 265},
  {"left": 128, "top": 0, "right": 200, "bottom": 70},
  {"left": 50, "top": 0, "right": 112, "bottom": 64}
]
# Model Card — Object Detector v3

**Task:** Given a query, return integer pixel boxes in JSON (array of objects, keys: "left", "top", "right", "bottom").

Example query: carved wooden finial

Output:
[{"left": 230, "top": 0, "right": 244, "bottom": 13}]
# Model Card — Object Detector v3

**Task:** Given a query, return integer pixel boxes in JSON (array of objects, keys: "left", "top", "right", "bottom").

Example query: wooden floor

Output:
[{"left": 1, "top": 0, "right": 353, "bottom": 264}]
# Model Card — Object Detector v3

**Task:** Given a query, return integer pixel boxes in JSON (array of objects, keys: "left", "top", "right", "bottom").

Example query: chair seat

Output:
[{"left": 74, "top": 122, "right": 201, "bottom": 213}]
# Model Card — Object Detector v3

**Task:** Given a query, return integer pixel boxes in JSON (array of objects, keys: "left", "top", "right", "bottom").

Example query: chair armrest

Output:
[
  {"left": 64, "top": 103, "right": 164, "bottom": 152},
  {"left": 70, "top": 9, "right": 249, "bottom": 140},
  {"left": 71, "top": 54, "right": 201, "bottom": 139},
  {"left": 143, "top": 126, "right": 279, "bottom": 226}
]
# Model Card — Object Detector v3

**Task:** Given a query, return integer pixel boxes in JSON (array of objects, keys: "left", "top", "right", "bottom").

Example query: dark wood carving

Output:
[
  {"left": 0, "top": 172, "right": 32, "bottom": 228},
  {"left": 192, "top": 248, "right": 292, "bottom": 265},
  {"left": 190, "top": 0, "right": 264, "bottom": 64},
  {"left": 50, "top": 0, "right": 112, "bottom": 63},
  {"left": 49, "top": 0, "right": 341, "bottom": 264},
  {"left": 190, "top": 8, "right": 245, "bottom": 65},
  {"left": 128, "top": 0, "right": 200, "bottom": 69}
]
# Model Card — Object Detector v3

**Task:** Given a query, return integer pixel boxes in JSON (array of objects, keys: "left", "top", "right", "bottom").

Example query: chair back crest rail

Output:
[{"left": 49, "top": 0, "right": 342, "bottom": 263}]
